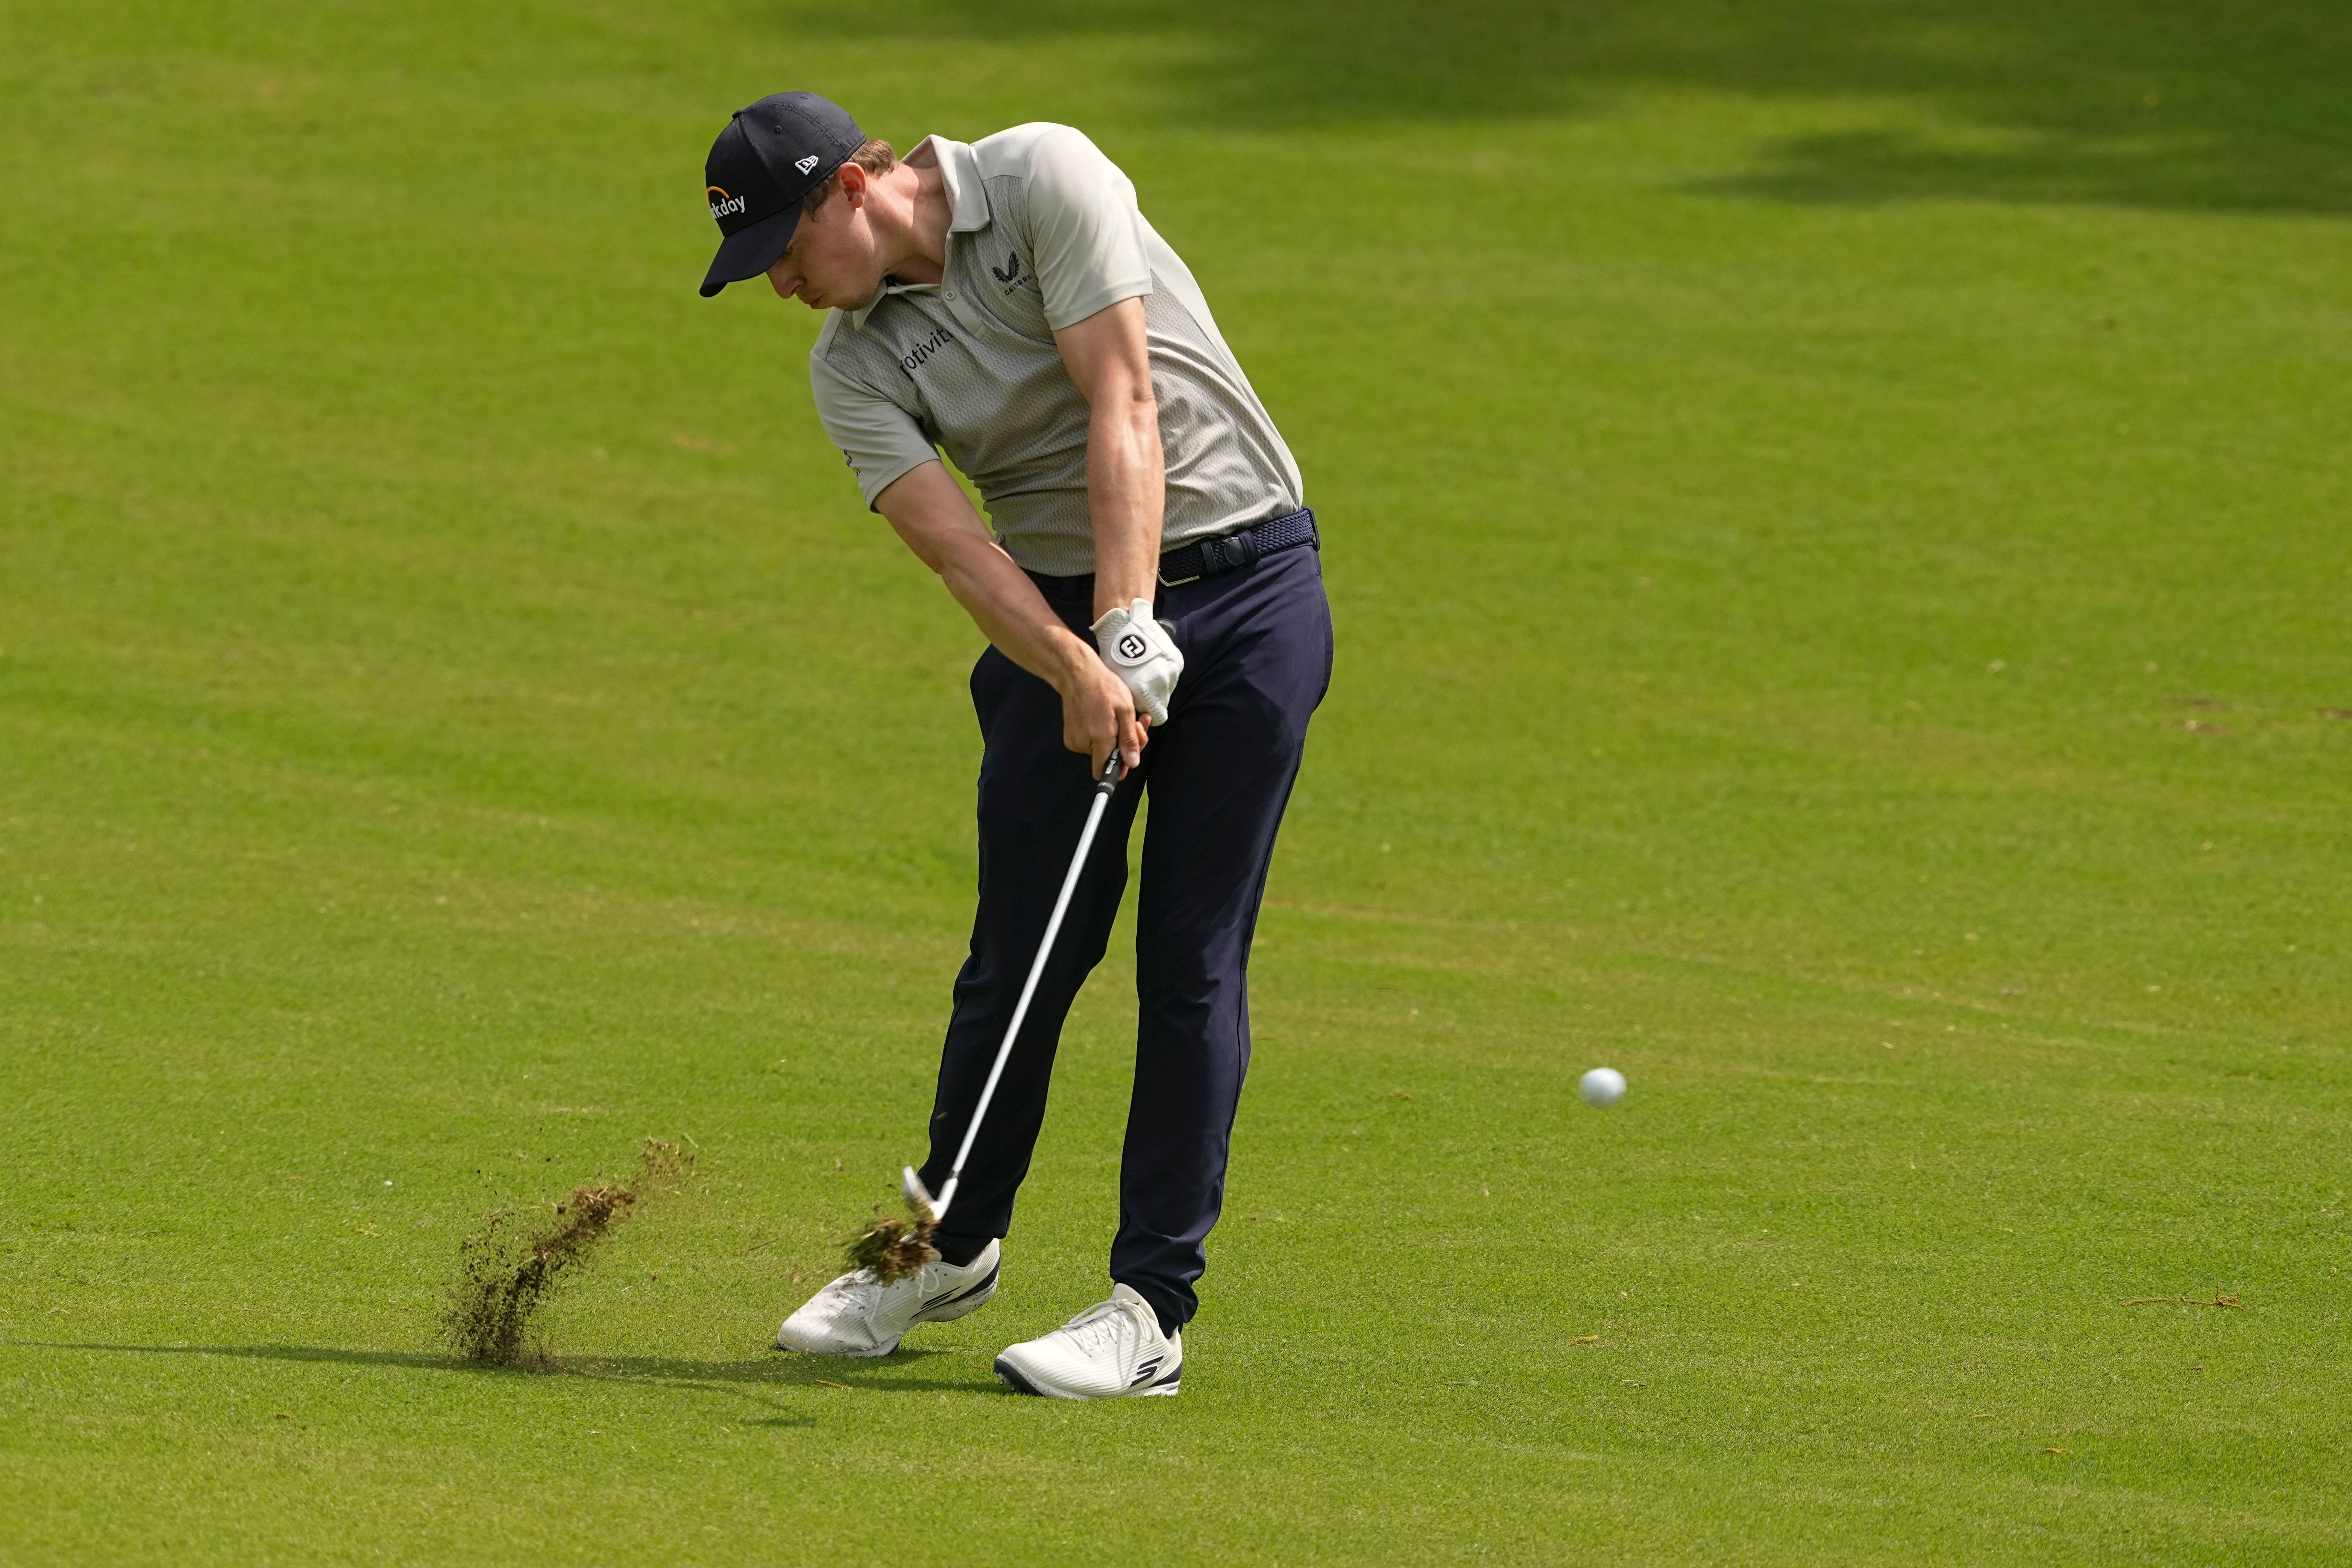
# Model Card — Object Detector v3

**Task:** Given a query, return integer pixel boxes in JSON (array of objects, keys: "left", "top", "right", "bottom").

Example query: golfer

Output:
[{"left": 700, "top": 93, "right": 1329, "bottom": 1398}]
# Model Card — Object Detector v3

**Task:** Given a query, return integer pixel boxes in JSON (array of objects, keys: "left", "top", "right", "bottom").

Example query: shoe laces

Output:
[
  {"left": 1056, "top": 1295, "right": 1149, "bottom": 1358},
  {"left": 824, "top": 1270, "right": 886, "bottom": 1312}
]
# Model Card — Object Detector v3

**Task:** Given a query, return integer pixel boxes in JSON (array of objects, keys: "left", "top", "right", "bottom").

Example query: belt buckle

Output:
[
  {"left": 1157, "top": 526, "right": 1264, "bottom": 588},
  {"left": 1158, "top": 538, "right": 1211, "bottom": 588}
]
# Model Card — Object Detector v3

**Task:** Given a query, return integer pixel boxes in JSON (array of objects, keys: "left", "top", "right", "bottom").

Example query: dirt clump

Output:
[
  {"left": 443, "top": 1137, "right": 693, "bottom": 1365},
  {"left": 844, "top": 1190, "right": 938, "bottom": 1284}
]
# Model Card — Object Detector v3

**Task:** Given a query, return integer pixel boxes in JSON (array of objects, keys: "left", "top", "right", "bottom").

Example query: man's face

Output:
[{"left": 765, "top": 180, "right": 884, "bottom": 312}]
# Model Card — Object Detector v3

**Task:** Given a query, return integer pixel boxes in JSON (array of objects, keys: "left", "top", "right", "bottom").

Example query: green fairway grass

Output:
[{"left": 4, "top": 1, "right": 2349, "bottom": 1561}]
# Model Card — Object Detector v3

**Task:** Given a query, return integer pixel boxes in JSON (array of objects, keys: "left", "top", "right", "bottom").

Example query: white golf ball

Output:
[{"left": 1579, "top": 1067, "right": 1627, "bottom": 1107}]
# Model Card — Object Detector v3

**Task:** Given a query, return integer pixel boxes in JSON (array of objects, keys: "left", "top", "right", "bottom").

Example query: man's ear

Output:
[{"left": 835, "top": 159, "right": 869, "bottom": 208}]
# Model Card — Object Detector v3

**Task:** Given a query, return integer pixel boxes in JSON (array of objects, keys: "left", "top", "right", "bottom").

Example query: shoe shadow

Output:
[
  {"left": 15, "top": 1340, "right": 1007, "bottom": 1412},
  {"left": 567, "top": 1348, "right": 993, "bottom": 1398}
]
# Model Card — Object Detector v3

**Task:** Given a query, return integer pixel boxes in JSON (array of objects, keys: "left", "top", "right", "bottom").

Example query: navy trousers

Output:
[{"left": 916, "top": 543, "right": 1333, "bottom": 1331}]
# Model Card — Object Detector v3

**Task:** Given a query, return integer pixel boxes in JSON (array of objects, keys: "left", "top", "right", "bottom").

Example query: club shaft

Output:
[{"left": 935, "top": 775, "right": 1117, "bottom": 1223}]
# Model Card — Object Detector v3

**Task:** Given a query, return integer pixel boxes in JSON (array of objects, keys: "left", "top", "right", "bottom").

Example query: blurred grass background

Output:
[{"left": 2, "top": 1, "right": 2348, "bottom": 1562}]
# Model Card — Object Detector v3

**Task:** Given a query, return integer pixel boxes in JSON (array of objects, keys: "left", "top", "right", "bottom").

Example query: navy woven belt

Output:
[{"left": 1157, "top": 507, "right": 1318, "bottom": 587}]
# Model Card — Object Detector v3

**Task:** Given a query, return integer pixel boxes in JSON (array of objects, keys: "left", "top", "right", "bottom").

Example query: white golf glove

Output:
[{"left": 1091, "top": 597, "right": 1184, "bottom": 725}]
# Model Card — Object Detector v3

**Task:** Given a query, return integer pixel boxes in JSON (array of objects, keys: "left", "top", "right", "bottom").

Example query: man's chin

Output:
[{"left": 809, "top": 282, "right": 881, "bottom": 313}]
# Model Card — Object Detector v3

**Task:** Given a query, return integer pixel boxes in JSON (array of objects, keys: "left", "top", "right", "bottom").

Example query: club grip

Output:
[{"left": 1096, "top": 747, "right": 1124, "bottom": 793}]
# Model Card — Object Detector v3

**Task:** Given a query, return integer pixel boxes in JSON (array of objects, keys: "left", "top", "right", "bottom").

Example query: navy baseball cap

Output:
[{"left": 700, "top": 92, "right": 865, "bottom": 298}]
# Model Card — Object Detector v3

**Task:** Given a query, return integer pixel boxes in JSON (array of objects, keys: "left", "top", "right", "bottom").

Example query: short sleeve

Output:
[
  {"left": 1021, "top": 126, "right": 1153, "bottom": 331},
  {"left": 809, "top": 349, "right": 939, "bottom": 511}
]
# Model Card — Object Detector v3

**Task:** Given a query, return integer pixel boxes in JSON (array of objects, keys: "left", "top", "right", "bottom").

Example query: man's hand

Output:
[
  {"left": 1055, "top": 644, "right": 1147, "bottom": 777},
  {"left": 1091, "top": 598, "right": 1184, "bottom": 725}
]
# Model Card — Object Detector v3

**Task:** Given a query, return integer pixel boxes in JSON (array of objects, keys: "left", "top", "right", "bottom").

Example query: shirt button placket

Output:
[
  {"left": 938, "top": 233, "right": 987, "bottom": 334},
  {"left": 942, "top": 280, "right": 985, "bottom": 334}
]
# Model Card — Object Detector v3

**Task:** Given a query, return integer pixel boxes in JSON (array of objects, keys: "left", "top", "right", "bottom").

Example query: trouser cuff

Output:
[
  {"left": 1116, "top": 1277, "right": 1191, "bottom": 1339},
  {"left": 931, "top": 1231, "right": 992, "bottom": 1269}
]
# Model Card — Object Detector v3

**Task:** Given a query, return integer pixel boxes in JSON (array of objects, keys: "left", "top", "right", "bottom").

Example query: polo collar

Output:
[
  {"left": 929, "top": 135, "right": 992, "bottom": 235},
  {"left": 844, "top": 135, "right": 990, "bottom": 331}
]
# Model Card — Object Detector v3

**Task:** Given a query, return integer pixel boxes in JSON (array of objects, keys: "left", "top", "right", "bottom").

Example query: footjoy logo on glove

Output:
[
  {"left": 707, "top": 185, "right": 747, "bottom": 220},
  {"left": 1116, "top": 632, "right": 1150, "bottom": 663},
  {"left": 795, "top": 154, "right": 822, "bottom": 174}
]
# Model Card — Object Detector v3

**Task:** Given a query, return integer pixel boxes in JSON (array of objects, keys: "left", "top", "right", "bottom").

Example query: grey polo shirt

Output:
[{"left": 808, "top": 123, "right": 1304, "bottom": 578}]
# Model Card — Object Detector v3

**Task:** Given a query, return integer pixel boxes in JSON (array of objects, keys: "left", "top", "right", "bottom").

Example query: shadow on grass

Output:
[
  {"left": 771, "top": 0, "right": 2352, "bottom": 216},
  {"left": 16, "top": 1340, "right": 998, "bottom": 1407}
]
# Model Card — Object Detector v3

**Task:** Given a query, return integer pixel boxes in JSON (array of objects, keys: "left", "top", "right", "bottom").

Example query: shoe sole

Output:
[{"left": 992, "top": 1355, "right": 1181, "bottom": 1399}]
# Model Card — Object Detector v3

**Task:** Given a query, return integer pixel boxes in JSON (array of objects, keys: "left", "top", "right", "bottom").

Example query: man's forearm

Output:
[
  {"left": 874, "top": 458, "right": 1145, "bottom": 770},
  {"left": 873, "top": 461, "right": 1094, "bottom": 694},
  {"left": 933, "top": 529, "right": 1098, "bottom": 695},
  {"left": 1051, "top": 297, "right": 1165, "bottom": 619},
  {"left": 1085, "top": 391, "right": 1164, "bottom": 619}
]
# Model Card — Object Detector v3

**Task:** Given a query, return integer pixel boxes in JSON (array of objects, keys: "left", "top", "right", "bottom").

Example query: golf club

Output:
[{"left": 849, "top": 743, "right": 1127, "bottom": 1278}]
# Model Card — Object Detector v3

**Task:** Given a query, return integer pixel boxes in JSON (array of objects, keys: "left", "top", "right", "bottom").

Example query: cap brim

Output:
[{"left": 699, "top": 205, "right": 801, "bottom": 298}]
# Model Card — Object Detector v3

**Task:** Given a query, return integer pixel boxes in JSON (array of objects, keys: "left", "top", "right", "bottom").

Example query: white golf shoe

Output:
[
  {"left": 992, "top": 1283, "right": 1182, "bottom": 1399},
  {"left": 774, "top": 1240, "right": 1001, "bottom": 1357}
]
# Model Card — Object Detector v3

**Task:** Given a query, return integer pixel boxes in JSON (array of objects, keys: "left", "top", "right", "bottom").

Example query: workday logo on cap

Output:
[{"left": 708, "top": 185, "right": 748, "bottom": 221}]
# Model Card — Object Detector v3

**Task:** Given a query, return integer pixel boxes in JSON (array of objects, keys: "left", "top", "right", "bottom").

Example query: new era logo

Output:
[{"left": 795, "top": 154, "right": 822, "bottom": 175}]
